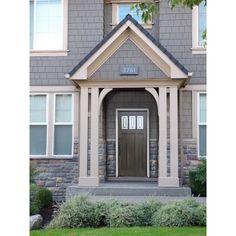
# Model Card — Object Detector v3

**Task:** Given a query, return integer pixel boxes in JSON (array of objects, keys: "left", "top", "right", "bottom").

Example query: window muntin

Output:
[
  {"left": 53, "top": 94, "right": 73, "bottom": 155},
  {"left": 198, "top": 1, "right": 206, "bottom": 47},
  {"left": 30, "top": 0, "right": 63, "bottom": 50},
  {"left": 198, "top": 93, "right": 207, "bottom": 158},
  {"left": 30, "top": 94, "right": 47, "bottom": 155},
  {"left": 118, "top": 4, "right": 142, "bottom": 23}
]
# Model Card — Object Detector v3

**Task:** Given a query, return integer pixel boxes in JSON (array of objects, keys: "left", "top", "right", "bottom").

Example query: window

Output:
[
  {"left": 112, "top": 3, "right": 152, "bottom": 29},
  {"left": 192, "top": 2, "right": 206, "bottom": 53},
  {"left": 53, "top": 94, "right": 73, "bottom": 155},
  {"left": 30, "top": 94, "right": 47, "bottom": 155},
  {"left": 198, "top": 93, "right": 207, "bottom": 158},
  {"left": 30, "top": 0, "right": 68, "bottom": 55}
]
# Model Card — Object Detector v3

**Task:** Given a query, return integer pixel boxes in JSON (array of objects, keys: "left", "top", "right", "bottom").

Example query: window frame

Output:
[
  {"left": 30, "top": 93, "right": 49, "bottom": 157},
  {"left": 52, "top": 93, "right": 74, "bottom": 157},
  {"left": 197, "top": 92, "right": 207, "bottom": 159},
  {"left": 192, "top": 4, "right": 206, "bottom": 54},
  {"left": 30, "top": 0, "right": 68, "bottom": 56},
  {"left": 112, "top": 2, "right": 153, "bottom": 29}
]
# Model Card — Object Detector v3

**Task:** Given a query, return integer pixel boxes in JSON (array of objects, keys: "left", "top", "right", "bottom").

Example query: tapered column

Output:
[
  {"left": 169, "top": 86, "right": 179, "bottom": 186},
  {"left": 79, "top": 87, "right": 89, "bottom": 185},
  {"left": 158, "top": 87, "right": 167, "bottom": 186},
  {"left": 90, "top": 87, "right": 99, "bottom": 186}
]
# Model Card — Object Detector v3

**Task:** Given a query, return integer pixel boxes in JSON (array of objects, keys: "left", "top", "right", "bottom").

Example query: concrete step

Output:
[{"left": 66, "top": 182, "right": 191, "bottom": 201}]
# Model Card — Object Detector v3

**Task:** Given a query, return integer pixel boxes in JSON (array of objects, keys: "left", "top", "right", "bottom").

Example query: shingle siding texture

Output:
[
  {"left": 30, "top": 0, "right": 104, "bottom": 86},
  {"left": 159, "top": 0, "right": 206, "bottom": 84},
  {"left": 90, "top": 39, "right": 167, "bottom": 80}
]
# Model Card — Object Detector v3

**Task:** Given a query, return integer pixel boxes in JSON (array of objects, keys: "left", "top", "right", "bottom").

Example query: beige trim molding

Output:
[
  {"left": 181, "top": 84, "right": 206, "bottom": 91},
  {"left": 30, "top": 86, "right": 79, "bottom": 92},
  {"left": 105, "top": 0, "right": 159, "bottom": 3},
  {"left": 30, "top": 50, "right": 69, "bottom": 57}
]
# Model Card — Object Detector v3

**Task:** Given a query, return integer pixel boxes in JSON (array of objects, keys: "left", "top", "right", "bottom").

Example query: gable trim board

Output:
[{"left": 66, "top": 15, "right": 192, "bottom": 84}]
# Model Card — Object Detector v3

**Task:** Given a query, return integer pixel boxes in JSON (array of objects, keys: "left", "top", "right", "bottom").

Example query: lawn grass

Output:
[{"left": 30, "top": 227, "right": 206, "bottom": 236}]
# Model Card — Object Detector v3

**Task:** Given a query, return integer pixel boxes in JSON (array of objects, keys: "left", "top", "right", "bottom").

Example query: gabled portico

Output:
[{"left": 66, "top": 15, "right": 192, "bottom": 188}]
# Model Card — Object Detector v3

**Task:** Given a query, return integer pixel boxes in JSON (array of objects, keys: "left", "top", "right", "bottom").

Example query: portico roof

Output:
[{"left": 66, "top": 14, "right": 192, "bottom": 81}]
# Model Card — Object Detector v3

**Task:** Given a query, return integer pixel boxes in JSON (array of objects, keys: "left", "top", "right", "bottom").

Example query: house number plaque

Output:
[{"left": 120, "top": 65, "right": 139, "bottom": 75}]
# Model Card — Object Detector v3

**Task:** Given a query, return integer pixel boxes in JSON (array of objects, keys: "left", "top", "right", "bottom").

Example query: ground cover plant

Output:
[{"left": 30, "top": 227, "right": 206, "bottom": 236}]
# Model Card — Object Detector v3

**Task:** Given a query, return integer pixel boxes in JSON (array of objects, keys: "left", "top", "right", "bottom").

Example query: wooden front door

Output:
[{"left": 118, "top": 110, "right": 147, "bottom": 177}]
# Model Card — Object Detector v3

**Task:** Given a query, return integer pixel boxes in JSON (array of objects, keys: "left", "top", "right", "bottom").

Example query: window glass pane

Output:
[
  {"left": 119, "top": 4, "right": 142, "bottom": 23},
  {"left": 30, "top": 0, "right": 34, "bottom": 49},
  {"left": 30, "top": 95, "right": 47, "bottom": 123},
  {"left": 55, "top": 94, "right": 72, "bottom": 123},
  {"left": 199, "top": 94, "right": 206, "bottom": 123},
  {"left": 137, "top": 116, "right": 143, "bottom": 129},
  {"left": 121, "top": 116, "right": 128, "bottom": 129},
  {"left": 30, "top": 125, "right": 47, "bottom": 155},
  {"left": 199, "top": 125, "right": 207, "bottom": 157},
  {"left": 129, "top": 116, "right": 136, "bottom": 129},
  {"left": 34, "top": 0, "right": 62, "bottom": 50},
  {"left": 198, "top": 1, "right": 206, "bottom": 46},
  {"left": 54, "top": 125, "right": 72, "bottom": 155}
]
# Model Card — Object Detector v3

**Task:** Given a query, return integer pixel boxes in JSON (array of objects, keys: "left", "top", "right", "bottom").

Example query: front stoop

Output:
[{"left": 66, "top": 182, "right": 191, "bottom": 201}]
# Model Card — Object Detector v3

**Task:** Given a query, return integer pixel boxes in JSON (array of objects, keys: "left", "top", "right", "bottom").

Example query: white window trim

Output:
[
  {"left": 30, "top": 0, "right": 69, "bottom": 57},
  {"left": 192, "top": 5, "right": 206, "bottom": 54},
  {"left": 30, "top": 93, "right": 49, "bottom": 157},
  {"left": 112, "top": 3, "right": 153, "bottom": 29},
  {"left": 197, "top": 92, "right": 207, "bottom": 159},
  {"left": 52, "top": 93, "right": 74, "bottom": 157}
]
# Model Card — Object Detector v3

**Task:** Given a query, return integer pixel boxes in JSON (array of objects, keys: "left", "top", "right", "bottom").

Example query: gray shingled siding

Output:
[
  {"left": 90, "top": 39, "right": 167, "bottom": 80},
  {"left": 159, "top": 0, "right": 206, "bottom": 84},
  {"left": 30, "top": 0, "right": 104, "bottom": 86}
]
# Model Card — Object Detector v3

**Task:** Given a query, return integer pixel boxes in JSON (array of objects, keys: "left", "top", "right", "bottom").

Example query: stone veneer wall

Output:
[{"left": 30, "top": 158, "right": 79, "bottom": 202}]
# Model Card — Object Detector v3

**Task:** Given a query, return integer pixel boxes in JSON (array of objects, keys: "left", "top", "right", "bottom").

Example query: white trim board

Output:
[{"left": 115, "top": 108, "right": 150, "bottom": 177}]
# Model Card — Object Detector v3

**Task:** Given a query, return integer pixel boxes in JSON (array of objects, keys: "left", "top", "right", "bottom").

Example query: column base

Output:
[
  {"left": 79, "top": 177, "right": 100, "bottom": 187},
  {"left": 159, "top": 177, "right": 179, "bottom": 187}
]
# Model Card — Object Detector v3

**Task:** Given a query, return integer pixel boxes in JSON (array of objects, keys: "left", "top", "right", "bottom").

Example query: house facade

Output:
[{"left": 30, "top": 0, "right": 206, "bottom": 201}]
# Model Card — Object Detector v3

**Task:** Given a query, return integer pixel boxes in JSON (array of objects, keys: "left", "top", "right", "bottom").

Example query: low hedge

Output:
[{"left": 48, "top": 197, "right": 206, "bottom": 228}]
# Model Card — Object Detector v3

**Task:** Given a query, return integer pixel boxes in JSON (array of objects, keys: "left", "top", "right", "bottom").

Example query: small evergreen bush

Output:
[
  {"left": 151, "top": 199, "right": 205, "bottom": 227},
  {"left": 35, "top": 187, "right": 53, "bottom": 210},
  {"left": 133, "top": 199, "right": 162, "bottom": 226},
  {"left": 48, "top": 196, "right": 96, "bottom": 228},
  {"left": 30, "top": 184, "right": 40, "bottom": 215},
  {"left": 189, "top": 159, "right": 206, "bottom": 196}
]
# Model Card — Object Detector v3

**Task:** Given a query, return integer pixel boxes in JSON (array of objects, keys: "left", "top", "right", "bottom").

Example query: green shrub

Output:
[
  {"left": 133, "top": 200, "right": 162, "bottom": 226},
  {"left": 193, "top": 205, "right": 207, "bottom": 226},
  {"left": 107, "top": 202, "right": 136, "bottom": 227},
  {"left": 151, "top": 199, "right": 205, "bottom": 227},
  {"left": 48, "top": 197, "right": 96, "bottom": 228},
  {"left": 35, "top": 187, "right": 53, "bottom": 210},
  {"left": 30, "top": 164, "right": 38, "bottom": 184},
  {"left": 93, "top": 201, "right": 109, "bottom": 227},
  {"left": 30, "top": 184, "right": 40, "bottom": 215},
  {"left": 189, "top": 159, "right": 206, "bottom": 196}
]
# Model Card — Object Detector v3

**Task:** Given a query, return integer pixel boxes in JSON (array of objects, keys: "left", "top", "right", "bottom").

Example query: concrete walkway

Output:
[{"left": 87, "top": 195, "right": 206, "bottom": 204}]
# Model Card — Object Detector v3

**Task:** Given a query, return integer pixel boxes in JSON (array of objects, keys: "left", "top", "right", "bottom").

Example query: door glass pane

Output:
[
  {"left": 119, "top": 4, "right": 142, "bottom": 23},
  {"left": 30, "top": 125, "right": 47, "bottom": 155},
  {"left": 199, "top": 94, "right": 206, "bottom": 123},
  {"left": 199, "top": 125, "right": 207, "bottom": 157},
  {"left": 129, "top": 116, "right": 136, "bottom": 129},
  {"left": 121, "top": 116, "right": 128, "bottom": 129},
  {"left": 30, "top": 95, "right": 47, "bottom": 123},
  {"left": 55, "top": 94, "right": 72, "bottom": 123},
  {"left": 198, "top": 1, "right": 206, "bottom": 46},
  {"left": 54, "top": 125, "right": 72, "bottom": 155},
  {"left": 137, "top": 116, "right": 143, "bottom": 129}
]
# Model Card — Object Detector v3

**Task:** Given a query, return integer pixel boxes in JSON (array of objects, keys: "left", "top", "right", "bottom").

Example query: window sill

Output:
[
  {"left": 111, "top": 23, "right": 153, "bottom": 29},
  {"left": 191, "top": 47, "right": 206, "bottom": 55},
  {"left": 30, "top": 49, "right": 69, "bottom": 57},
  {"left": 30, "top": 155, "right": 75, "bottom": 159}
]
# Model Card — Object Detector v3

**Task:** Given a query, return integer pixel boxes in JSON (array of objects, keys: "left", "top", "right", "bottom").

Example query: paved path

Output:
[{"left": 88, "top": 195, "right": 206, "bottom": 204}]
